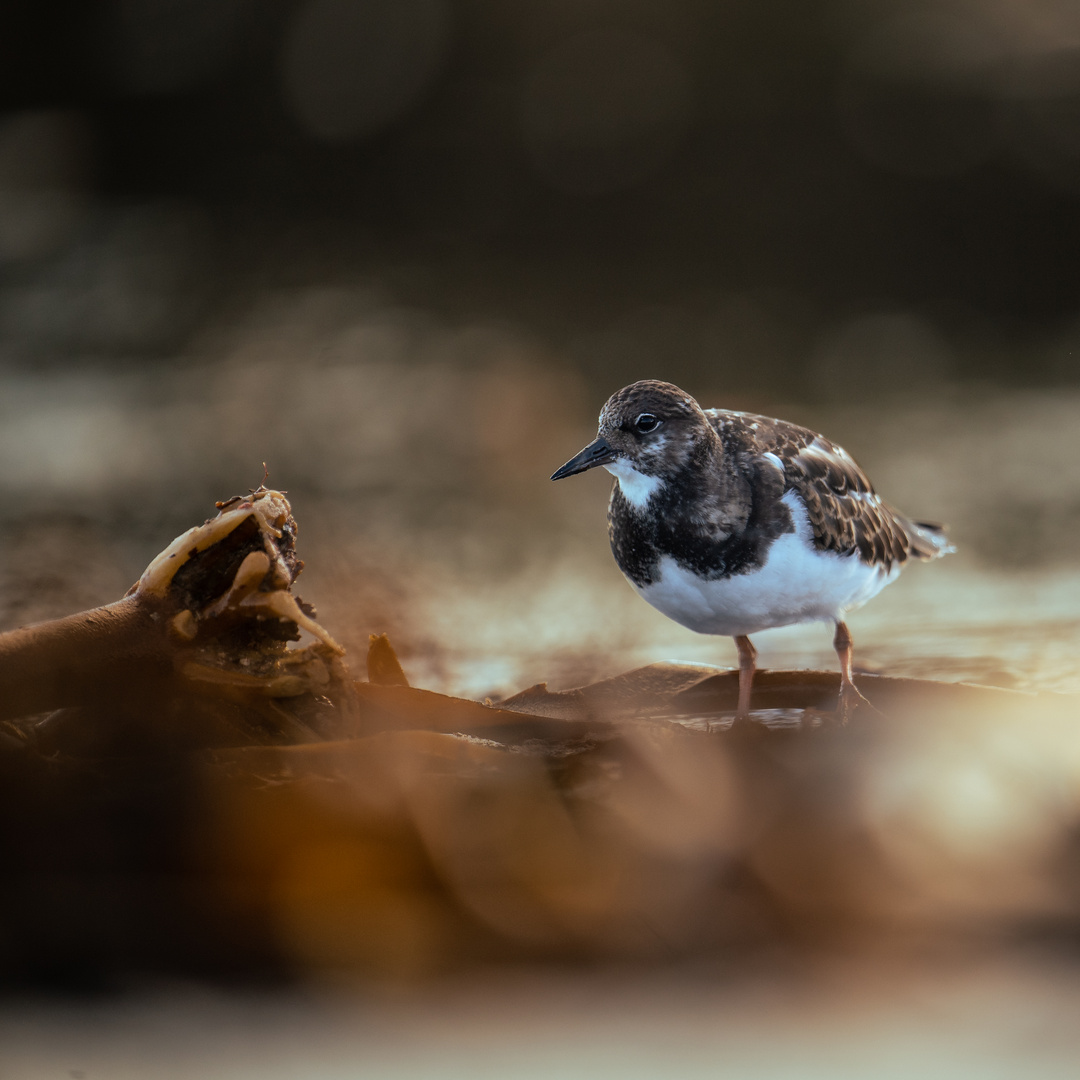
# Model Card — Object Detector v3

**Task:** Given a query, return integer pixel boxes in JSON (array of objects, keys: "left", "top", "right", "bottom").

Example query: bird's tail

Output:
[{"left": 905, "top": 518, "right": 956, "bottom": 560}]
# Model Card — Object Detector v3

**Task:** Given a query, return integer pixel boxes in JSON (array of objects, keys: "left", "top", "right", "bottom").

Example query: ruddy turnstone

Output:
[{"left": 551, "top": 380, "right": 954, "bottom": 719}]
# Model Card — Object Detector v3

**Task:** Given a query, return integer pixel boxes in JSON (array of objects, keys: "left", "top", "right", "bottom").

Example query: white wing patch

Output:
[
  {"left": 798, "top": 436, "right": 858, "bottom": 467},
  {"left": 800, "top": 438, "right": 835, "bottom": 460}
]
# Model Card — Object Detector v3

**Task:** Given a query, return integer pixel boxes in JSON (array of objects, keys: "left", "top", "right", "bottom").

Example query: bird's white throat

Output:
[{"left": 604, "top": 459, "right": 663, "bottom": 508}]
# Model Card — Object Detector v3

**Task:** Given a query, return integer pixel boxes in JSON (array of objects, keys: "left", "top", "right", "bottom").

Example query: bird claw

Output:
[{"left": 836, "top": 679, "right": 884, "bottom": 724}]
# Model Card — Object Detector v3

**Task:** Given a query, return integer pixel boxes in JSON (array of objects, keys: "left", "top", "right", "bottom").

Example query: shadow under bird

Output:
[{"left": 551, "top": 380, "right": 954, "bottom": 720}]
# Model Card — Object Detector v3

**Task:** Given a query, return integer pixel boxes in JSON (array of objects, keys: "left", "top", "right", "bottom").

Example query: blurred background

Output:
[
  {"left": 1, "top": 0, "right": 1079, "bottom": 693},
  {"left": 2, "top": 1, "right": 1080, "bottom": 1075},
  {"left": 3, "top": 0, "right": 1080, "bottom": 374}
]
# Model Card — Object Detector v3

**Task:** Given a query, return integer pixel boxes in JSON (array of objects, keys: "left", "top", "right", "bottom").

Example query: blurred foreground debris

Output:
[{"left": 0, "top": 491, "right": 1079, "bottom": 986}]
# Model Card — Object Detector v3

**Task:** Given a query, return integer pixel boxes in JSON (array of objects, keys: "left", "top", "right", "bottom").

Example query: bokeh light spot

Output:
[
  {"left": 281, "top": 0, "right": 451, "bottom": 143},
  {"left": 0, "top": 111, "right": 92, "bottom": 263}
]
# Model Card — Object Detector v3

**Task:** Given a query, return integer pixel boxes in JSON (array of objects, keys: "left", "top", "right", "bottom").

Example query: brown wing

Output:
[{"left": 705, "top": 410, "right": 949, "bottom": 566}]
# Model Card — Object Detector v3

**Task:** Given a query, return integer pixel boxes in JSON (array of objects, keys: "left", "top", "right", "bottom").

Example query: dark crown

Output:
[{"left": 600, "top": 380, "right": 701, "bottom": 428}]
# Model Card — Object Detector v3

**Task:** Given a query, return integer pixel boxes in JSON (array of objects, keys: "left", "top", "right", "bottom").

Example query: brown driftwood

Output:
[
  {"left": 500, "top": 663, "right": 1029, "bottom": 724},
  {"left": 0, "top": 597, "right": 164, "bottom": 721},
  {"left": 0, "top": 488, "right": 352, "bottom": 746}
]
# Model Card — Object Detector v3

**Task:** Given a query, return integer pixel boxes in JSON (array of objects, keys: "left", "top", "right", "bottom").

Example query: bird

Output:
[{"left": 550, "top": 380, "right": 954, "bottom": 720}]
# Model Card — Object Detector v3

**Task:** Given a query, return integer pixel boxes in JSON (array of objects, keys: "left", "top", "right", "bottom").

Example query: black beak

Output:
[{"left": 551, "top": 436, "right": 616, "bottom": 480}]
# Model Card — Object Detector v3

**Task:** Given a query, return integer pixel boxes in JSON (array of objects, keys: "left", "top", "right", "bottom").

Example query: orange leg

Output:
[
  {"left": 734, "top": 634, "right": 757, "bottom": 720},
  {"left": 833, "top": 620, "right": 873, "bottom": 720}
]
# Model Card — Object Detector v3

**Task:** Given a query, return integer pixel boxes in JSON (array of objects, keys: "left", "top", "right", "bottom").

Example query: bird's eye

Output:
[{"left": 635, "top": 413, "right": 660, "bottom": 433}]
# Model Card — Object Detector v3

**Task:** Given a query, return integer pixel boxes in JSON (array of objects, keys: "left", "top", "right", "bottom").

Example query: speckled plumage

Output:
[
  {"left": 551, "top": 380, "right": 954, "bottom": 719},
  {"left": 704, "top": 409, "right": 947, "bottom": 566}
]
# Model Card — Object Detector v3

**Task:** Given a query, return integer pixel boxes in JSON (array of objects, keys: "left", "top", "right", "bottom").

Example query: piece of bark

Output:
[{"left": 367, "top": 633, "right": 410, "bottom": 686}]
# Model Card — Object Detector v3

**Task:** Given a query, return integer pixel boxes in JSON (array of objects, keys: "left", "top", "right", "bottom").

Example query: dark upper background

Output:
[{"left": 1, "top": 0, "right": 1079, "bottom": 398}]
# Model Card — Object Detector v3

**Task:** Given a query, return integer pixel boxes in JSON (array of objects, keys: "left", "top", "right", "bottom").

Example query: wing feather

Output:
[{"left": 704, "top": 410, "right": 951, "bottom": 566}]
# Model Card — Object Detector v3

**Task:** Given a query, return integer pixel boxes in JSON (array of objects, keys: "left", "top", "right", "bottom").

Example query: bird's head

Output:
[{"left": 551, "top": 381, "right": 713, "bottom": 506}]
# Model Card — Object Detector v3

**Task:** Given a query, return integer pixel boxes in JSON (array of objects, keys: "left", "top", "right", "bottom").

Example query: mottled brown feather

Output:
[{"left": 706, "top": 410, "right": 950, "bottom": 568}]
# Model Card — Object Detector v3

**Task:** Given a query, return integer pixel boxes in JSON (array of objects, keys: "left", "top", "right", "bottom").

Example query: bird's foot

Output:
[
  {"left": 835, "top": 679, "right": 884, "bottom": 724},
  {"left": 705, "top": 712, "right": 753, "bottom": 734},
  {"left": 725, "top": 710, "right": 769, "bottom": 740}
]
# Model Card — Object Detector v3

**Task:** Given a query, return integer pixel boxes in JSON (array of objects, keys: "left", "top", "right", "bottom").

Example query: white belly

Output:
[{"left": 633, "top": 493, "right": 900, "bottom": 637}]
